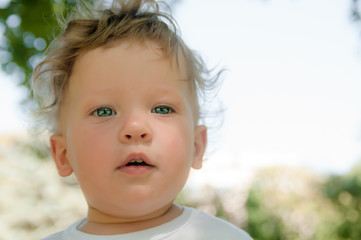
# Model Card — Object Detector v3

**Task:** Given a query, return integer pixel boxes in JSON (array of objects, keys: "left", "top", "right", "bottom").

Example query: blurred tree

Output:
[
  {"left": 321, "top": 162, "right": 361, "bottom": 240},
  {"left": 244, "top": 167, "right": 345, "bottom": 240},
  {"left": 352, "top": 0, "right": 360, "bottom": 22},
  {"left": 246, "top": 187, "right": 286, "bottom": 240},
  {"left": 0, "top": 0, "right": 76, "bottom": 95},
  {"left": 244, "top": 163, "right": 361, "bottom": 240}
]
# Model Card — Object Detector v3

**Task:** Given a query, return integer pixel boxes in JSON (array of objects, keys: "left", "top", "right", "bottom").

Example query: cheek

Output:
[
  {"left": 156, "top": 119, "right": 194, "bottom": 161},
  {"left": 67, "top": 124, "right": 114, "bottom": 174}
]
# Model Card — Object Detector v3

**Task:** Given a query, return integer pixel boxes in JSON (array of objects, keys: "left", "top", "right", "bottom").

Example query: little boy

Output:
[{"left": 32, "top": 0, "right": 252, "bottom": 239}]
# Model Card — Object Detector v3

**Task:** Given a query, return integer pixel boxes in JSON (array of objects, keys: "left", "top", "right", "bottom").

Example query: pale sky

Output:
[
  {"left": 174, "top": 0, "right": 361, "bottom": 180},
  {"left": 1, "top": 0, "right": 361, "bottom": 185}
]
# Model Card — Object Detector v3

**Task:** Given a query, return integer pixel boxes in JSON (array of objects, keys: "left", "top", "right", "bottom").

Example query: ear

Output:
[
  {"left": 50, "top": 134, "right": 73, "bottom": 177},
  {"left": 191, "top": 125, "right": 207, "bottom": 170}
]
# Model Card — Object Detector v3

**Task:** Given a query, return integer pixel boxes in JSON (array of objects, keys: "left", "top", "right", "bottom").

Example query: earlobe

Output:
[
  {"left": 50, "top": 134, "right": 73, "bottom": 177},
  {"left": 192, "top": 125, "right": 207, "bottom": 170}
]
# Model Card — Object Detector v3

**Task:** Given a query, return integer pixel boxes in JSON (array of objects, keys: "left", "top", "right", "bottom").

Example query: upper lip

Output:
[{"left": 118, "top": 152, "right": 154, "bottom": 168}]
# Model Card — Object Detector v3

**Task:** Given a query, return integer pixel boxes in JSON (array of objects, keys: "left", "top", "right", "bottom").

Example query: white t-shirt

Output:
[{"left": 41, "top": 206, "right": 252, "bottom": 240}]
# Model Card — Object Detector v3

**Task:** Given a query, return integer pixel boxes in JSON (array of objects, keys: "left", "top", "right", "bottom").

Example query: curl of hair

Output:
[{"left": 31, "top": 0, "right": 222, "bottom": 134}]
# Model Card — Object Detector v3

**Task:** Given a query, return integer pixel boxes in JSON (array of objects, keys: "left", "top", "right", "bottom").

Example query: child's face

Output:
[{"left": 50, "top": 41, "right": 207, "bottom": 218}]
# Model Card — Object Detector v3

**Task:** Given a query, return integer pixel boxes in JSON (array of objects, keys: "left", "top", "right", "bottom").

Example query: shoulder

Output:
[
  {"left": 183, "top": 207, "right": 253, "bottom": 240},
  {"left": 40, "top": 231, "right": 63, "bottom": 240},
  {"left": 40, "top": 219, "right": 85, "bottom": 240}
]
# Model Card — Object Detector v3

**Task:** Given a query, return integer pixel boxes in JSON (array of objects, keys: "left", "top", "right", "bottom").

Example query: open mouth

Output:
[
  {"left": 117, "top": 153, "right": 154, "bottom": 175},
  {"left": 125, "top": 159, "right": 152, "bottom": 167}
]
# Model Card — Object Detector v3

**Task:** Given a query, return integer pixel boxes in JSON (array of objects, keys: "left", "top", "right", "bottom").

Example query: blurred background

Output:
[{"left": 1, "top": 0, "right": 361, "bottom": 239}]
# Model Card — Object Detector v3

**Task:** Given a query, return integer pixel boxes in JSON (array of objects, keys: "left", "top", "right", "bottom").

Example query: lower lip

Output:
[{"left": 117, "top": 165, "right": 153, "bottom": 175}]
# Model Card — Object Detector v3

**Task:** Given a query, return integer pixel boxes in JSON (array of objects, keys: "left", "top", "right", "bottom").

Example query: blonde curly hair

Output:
[{"left": 32, "top": 0, "right": 220, "bottom": 133}]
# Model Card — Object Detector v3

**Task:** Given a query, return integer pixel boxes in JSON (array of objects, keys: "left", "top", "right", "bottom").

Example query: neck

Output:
[{"left": 87, "top": 202, "right": 174, "bottom": 224}]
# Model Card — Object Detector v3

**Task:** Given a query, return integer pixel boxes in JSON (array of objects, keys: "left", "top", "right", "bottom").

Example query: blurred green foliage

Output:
[
  {"left": 321, "top": 163, "right": 361, "bottom": 240},
  {"left": 246, "top": 189, "right": 287, "bottom": 240},
  {"left": 352, "top": 0, "right": 361, "bottom": 22},
  {"left": 0, "top": 0, "right": 76, "bottom": 95},
  {"left": 245, "top": 164, "right": 361, "bottom": 240}
]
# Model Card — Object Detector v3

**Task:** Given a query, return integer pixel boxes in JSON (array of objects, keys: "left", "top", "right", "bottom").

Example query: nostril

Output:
[{"left": 122, "top": 133, "right": 149, "bottom": 141}]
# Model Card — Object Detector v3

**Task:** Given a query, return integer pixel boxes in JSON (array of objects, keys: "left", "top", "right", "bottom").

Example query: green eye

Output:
[
  {"left": 152, "top": 106, "right": 173, "bottom": 114},
  {"left": 93, "top": 107, "right": 115, "bottom": 117}
]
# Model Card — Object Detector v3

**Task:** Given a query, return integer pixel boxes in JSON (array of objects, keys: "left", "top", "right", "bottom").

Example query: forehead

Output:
[
  {"left": 63, "top": 40, "right": 193, "bottom": 105},
  {"left": 73, "top": 40, "right": 186, "bottom": 84}
]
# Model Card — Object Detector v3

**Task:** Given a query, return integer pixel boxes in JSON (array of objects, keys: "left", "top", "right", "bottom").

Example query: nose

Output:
[{"left": 119, "top": 115, "right": 152, "bottom": 144}]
